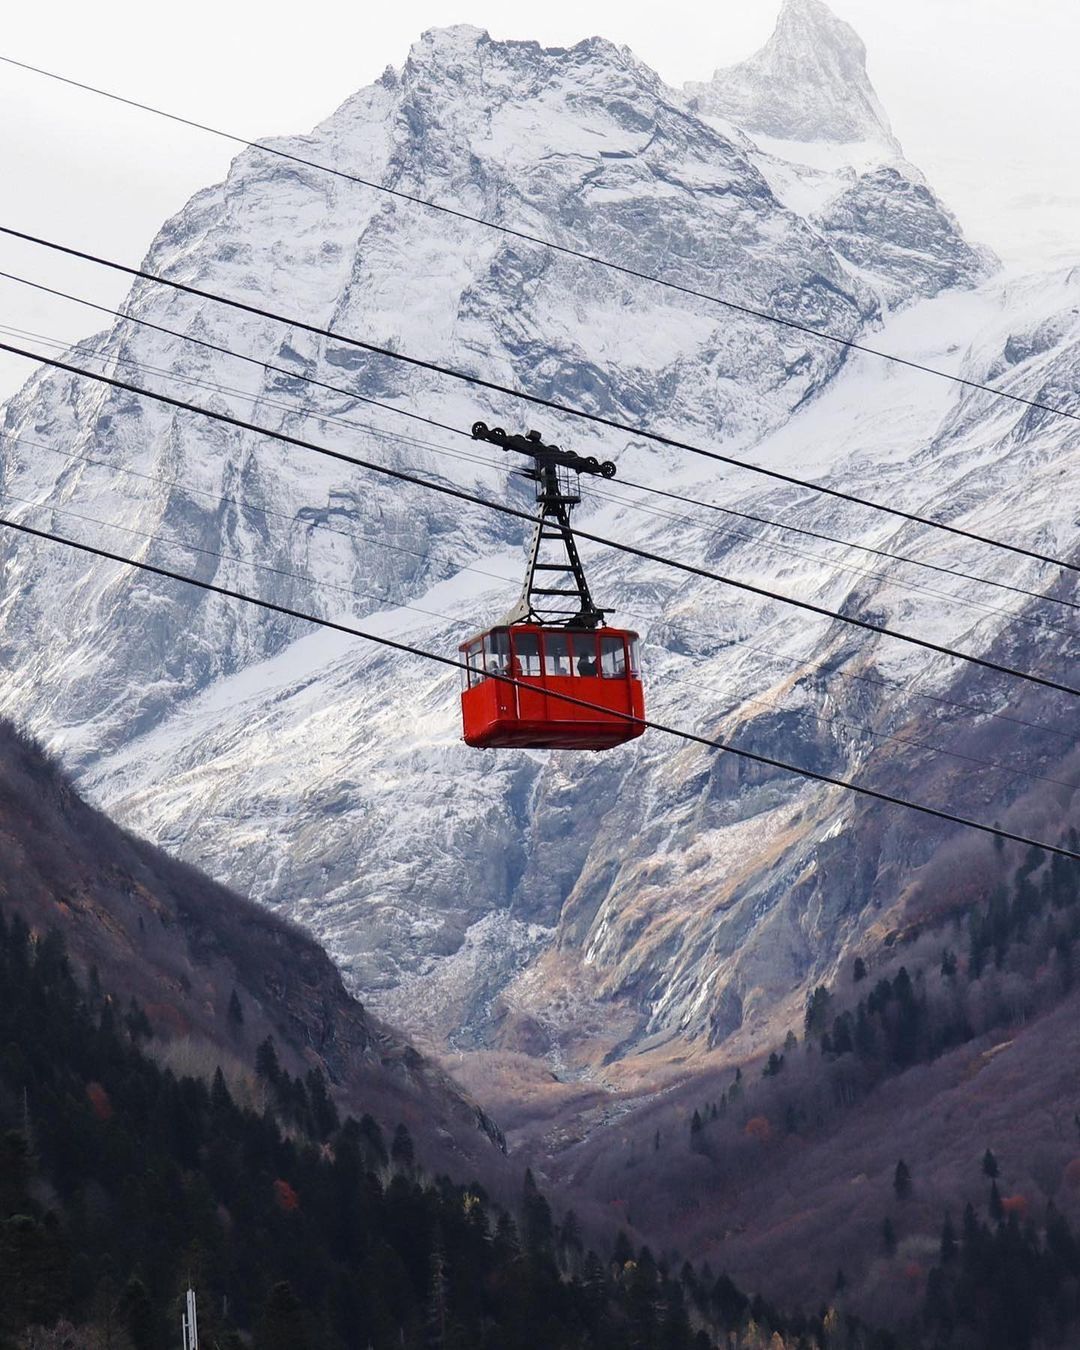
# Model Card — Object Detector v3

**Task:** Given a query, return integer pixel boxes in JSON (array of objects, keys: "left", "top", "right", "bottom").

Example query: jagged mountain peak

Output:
[
  {"left": 775, "top": 0, "right": 865, "bottom": 51},
  {"left": 687, "top": 0, "right": 898, "bottom": 149},
  {"left": 404, "top": 25, "right": 625, "bottom": 70},
  {"left": 409, "top": 23, "right": 490, "bottom": 60},
  {"left": 398, "top": 23, "right": 665, "bottom": 100}
]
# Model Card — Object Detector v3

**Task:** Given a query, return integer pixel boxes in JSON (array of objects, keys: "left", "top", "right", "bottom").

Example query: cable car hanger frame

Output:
[{"left": 471, "top": 420, "right": 615, "bottom": 630}]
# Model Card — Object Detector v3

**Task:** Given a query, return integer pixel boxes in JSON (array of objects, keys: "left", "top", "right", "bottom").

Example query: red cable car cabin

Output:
[
  {"left": 459, "top": 421, "right": 647, "bottom": 752},
  {"left": 459, "top": 624, "right": 645, "bottom": 750}
]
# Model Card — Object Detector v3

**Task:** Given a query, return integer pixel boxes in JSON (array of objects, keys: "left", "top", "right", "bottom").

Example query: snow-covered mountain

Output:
[
  {"left": 686, "top": 0, "right": 898, "bottom": 150},
  {"left": 2, "top": 1, "right": 1078, "bottom": 1074}
]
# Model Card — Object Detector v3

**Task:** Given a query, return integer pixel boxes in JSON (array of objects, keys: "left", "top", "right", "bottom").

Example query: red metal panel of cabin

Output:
[{"left": 459, "top": 623, "right": 645, "bottom": 750}]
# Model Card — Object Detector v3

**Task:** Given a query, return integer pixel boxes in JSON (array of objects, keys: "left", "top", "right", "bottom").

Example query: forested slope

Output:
[
  {"left": 0, "top": 909, "right": 900, "bottom": 1349},
  {"left": 0, "top": 717, "right": 885, "bottom": 1348},
  {"left": 0, "top": 716, "right": 504, "bottom": 1176}
]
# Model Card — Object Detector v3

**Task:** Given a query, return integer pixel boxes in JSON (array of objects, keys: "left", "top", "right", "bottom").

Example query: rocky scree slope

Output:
[{"left": 4, "top": 2, "right": 1071, "bottom": 1077}]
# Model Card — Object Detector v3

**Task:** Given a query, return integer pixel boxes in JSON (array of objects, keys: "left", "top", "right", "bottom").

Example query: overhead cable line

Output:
[
  {"left": 6, "top": 225, "right": 1080, "bottom": 579},
  {"left": 0, "top": 320, "right": 502, "bottom": 480},
  {"left": 6, "top": 424, "right": 1072, "bottom": 758},
  {"left": 2, "top": 54, "right": 1079, "bottom": 433},
  {"left": 5, "top": 482, "right": 1078, "bottom": 796},
  {"left": 7, "top": 316, "right": 1073, "bottom": 642},
  {"left": 0, "top": 266, "right": 464, "bottom": 446},
  {"left": 4, "top": 336, "right": 1079, "bottom": 701},
  {"left": 701, "top": 630, "right": 1074, "bottom": 746},
  {"left": 663, "top": 661, "right": 1080, "bottom": 794},
  {"left": 5, "top": 267, "right": 1077, "bottom": 623},
  {"left": 0, "top": 488, "right": 468, "bottom": 624},
  {"left": 2, "top": 429, "right": 518, "bottom": 591},
  {"left": 2, "top": 508, "right": 1077, "bottom": 862},
  {"left": 14, "top": 426, "right": 1069, "bottom": 756},
  {"left": 625, "top": 480, "right": 1080, "bottom": 617}
]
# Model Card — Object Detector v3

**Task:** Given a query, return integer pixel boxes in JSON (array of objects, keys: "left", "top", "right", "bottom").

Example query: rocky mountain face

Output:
[
  {"left": 1, "top": 0, "right": 1075, "bottom": 1089},
  {"left": 685, "top": 0, "right": 897, "bottom": 149}
]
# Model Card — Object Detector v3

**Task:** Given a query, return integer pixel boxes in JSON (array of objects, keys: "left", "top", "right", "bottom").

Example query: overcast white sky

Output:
[{"left": 0, "top": 0, "right": 1077, "bottom": 401}]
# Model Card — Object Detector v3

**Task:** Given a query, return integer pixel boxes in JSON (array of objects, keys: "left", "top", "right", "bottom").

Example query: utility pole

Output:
[{"left": 181, "top": 1286, "right": 199, "bottom": 1350}]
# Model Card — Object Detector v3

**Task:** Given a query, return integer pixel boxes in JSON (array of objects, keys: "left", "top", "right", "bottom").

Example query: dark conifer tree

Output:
[
  {"left": 493, "top": 1212, "right": 520, "bottom": 1263},
  {"left": 391, "top": 1123, "right": 415, "bottom": 1169},
  {"left": 255, "top": 1036, "right": 281, "bottom": 1085},
  {"left": 711, "top": 1272, "right": 749, "bottom": 1328},
  {"left": 306, "top": 1068, "right": 339, "bottom": 1141},
  {"left": 804, "top": 985, "right": 833, "bottom": 1038},
  {"left": 940, "top": 1214, "right": 958, "bottom": 1265},
  {"left": 119, "top": 1275, "right": 156, "bottom": 1350},
  {"left": 522, "top": 1168, "right": 554, "bottom": 1256},
  {"left": 559, "top": 1209, "right": 582, "bottom": 1262},
  {"left": 360, "top": 1112, "right": 388, "bottom": 1165},
  {"left": 255, "top": 1281, "right": 311, "bottom": 1350},
  {"left": 125, "top": 997, "right": 152, "bottom": 1042}
]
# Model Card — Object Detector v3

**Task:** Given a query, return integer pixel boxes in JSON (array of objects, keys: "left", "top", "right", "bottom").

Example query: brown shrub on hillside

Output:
[
  {"left": 745, "top": 1116, "right": 773, "bottom": 1144},
  {"left": 273, "top": 1178, "right": 301, "bottom": 1212},
  {"left": 84, "top": 1083, "right": 112, "bottom": 1122}
]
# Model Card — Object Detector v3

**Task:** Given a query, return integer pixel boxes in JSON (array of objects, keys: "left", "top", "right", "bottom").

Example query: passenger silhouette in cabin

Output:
[{"left": 577, "top": 652, "right": 597, "bottom": 676}]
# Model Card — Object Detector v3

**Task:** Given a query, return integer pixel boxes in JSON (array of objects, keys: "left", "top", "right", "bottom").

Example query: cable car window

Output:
[
  {"left": 629, "top": 638, "right": 641, "bottom": 676},
  {"left": 512, "top": 631, "right": 541, "bottom": 676},
  {"left": 484, "top": 630, "right": 510, "bottom": 678},
  {"left": 467, "top": 640, "right": 484, "bottom": 688},
  {"left": 600, "top": 635, "right": 627, "bottom": 679},
  {"left": 571, "top": 632, "right": 599, "bottom": 676},
  {"left": 544, "top": 632, "right": 571, "bottom": 676}
]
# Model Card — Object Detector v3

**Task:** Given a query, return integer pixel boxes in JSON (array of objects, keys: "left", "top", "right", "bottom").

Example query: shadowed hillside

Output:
[
  {"left": 0, "top": 716, "right": 506, "bottom": 1177},
  {"left": 0, "top": 723, "right": 904, "bottom": 1348}
]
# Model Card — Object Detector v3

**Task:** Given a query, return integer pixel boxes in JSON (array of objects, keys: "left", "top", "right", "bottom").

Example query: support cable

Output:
[
  {"left": 1, "top": 54, "right": 1078, "bottom": 431},
  {"left": 8, "top": 426, "right": 1071, "bottom": 746},
  {"left": 16, "top": 320, "right": 1067, "bottom": 642},
  {"left": 6, "top": 418, "right": 1069, "bottom": 761},
  {"left": 2, "top": 321, "right": 1072, "bottom": 642},
  {"left": 5, "top": 267, "right": 1077, "bottom": 619},
  {"left": 4, "top": 224, "right": 1079, "bottom": 578},
  {"left": 8, "top": 481, "right": 1078, "bottom": 796},
  {"left": 1, "top": 507, "right": 1077, "bottom": 860},
  {"left": 3, "top": 335, "right": 1079, "bottom": 700}
]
